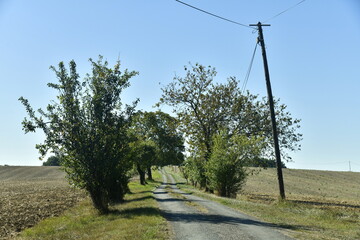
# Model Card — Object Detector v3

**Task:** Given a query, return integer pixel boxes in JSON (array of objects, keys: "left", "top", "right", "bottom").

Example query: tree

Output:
[
  {"left": 257, "top": 97, "right": 302, "bottom": 162},
  {"left": 158, "top": 64, "right": 239, "bottom": 189},
  {"left": 159, "top": 63, "right": 302, "bottom": 193},
  {"left": 130, "top": 111, "right": 184, "bottom": 183},
  {"left": 19, "top": 56, "right": 138, "bottom": 213},
  {"left": 42, "top": 155, "right": 61, "bottom": 166},
  {"left": 180, "top": 154, "right": 205, "bottom": 188},
  {"left": 129, "top": 140, "right": 156, "bottom": 185},
  {"left": 206, "top": 131, "right": 263, "bottom": 198},
  {"left": 141, "top": 111, "right": 184, "bottom": 167}
]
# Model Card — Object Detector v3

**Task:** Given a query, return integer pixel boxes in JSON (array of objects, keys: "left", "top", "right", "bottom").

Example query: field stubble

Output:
[
  {"left": 242, "top": 168, "right": 360, "bottom": 208},
  {"left": 0, "top": 166, "right": 86, "bottom": 239}
]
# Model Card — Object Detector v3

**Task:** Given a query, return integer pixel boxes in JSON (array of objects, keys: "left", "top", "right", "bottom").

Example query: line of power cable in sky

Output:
[
  {"left": 175, "top": 0, "right": 307, "bottom": 93},
  {"left": 263, "top": 0, "right": 307, "bottom": 23},
  {"left": 311, "top": 161, "right": 357, "bottom": 165},
  {"left": 241, "top": 41, "right": 258, "bottom": 93},
  {"left": 175, "top": 0, "right": 255, "bottom": 30},
  {"left": 175, "top": 0, "right": 307, "bottom": 27}
]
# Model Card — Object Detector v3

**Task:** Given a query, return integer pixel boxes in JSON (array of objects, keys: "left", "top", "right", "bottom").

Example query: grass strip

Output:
[
  {"left": 166, "top": 167, "right": 360, "bottom": 240},
  {"left": 166, "top": 186, "right": 208, "bottom": 214},
  {"left": 16, "top": 171, "right": 170, "bottom": 240}
]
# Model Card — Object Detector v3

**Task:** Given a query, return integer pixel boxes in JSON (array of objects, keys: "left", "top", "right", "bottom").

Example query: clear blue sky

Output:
[{"left": 1, "top": 0, "right": 359, "bottom": 171}]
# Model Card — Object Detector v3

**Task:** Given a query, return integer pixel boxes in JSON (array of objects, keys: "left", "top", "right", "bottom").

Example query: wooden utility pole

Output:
[{"left": 250, "top": 22, "right": 286, "bottom": 200}]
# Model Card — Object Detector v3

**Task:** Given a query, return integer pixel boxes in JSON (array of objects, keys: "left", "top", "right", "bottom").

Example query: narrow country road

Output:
[{"left": 154, "top": 169, "right": 294, "bottom": 240}]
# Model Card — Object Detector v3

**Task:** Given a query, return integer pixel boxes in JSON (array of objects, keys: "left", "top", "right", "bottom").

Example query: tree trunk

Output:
[
  {"left": 89, "top": 187, "right": 109, "bottom": 214},
  {"left": 137, "top": 163, "right": 146, "bottom": 185},
  {"left": 147, "top": 167, "right": 153, "bottom": 180},
  {"left": 217, "top": 185, "right": 226, "bottom": 197},
  {"left": 108, "top": 180, "right": 125, "bottom": 203}
]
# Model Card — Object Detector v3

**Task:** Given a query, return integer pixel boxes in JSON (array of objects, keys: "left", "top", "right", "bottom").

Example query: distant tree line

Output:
[
  {"left": 246, "top": 158, "right": 286, "bottom": 168},
  {"left": 42, "top": 155, "right": 61, "bottom": 166}
]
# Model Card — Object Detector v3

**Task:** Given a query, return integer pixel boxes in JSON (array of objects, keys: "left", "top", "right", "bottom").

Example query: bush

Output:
[
  {"left": 42, "top": 156, "right": 61, "bottom": 166},
  {"left": 206, "top": 131, "right": 263, "bottom": 198}
]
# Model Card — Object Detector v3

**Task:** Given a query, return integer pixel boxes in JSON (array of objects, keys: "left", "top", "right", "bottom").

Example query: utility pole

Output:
[
  {"left": 349, "top": 161, "right": 351, "bottom": 172},
  {"left": 250, "top": 22, "right": 286, "bottom": 200}
]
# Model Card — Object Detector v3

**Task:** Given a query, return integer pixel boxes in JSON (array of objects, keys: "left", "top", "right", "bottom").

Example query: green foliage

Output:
[
  {"left": 135, "top": 111, "right": 184, "bottom": 166},
  {"left": 129, "top": 140, "right": 157, "bottom": 185},
  {"left": 158, "top": 64, "right": 238, "bottom": 162},
  {"left": 181, "top": 155, "right": 206, "bottom": 188},
  {"left": 129, "top": 111, "right": 185, "bottom": 184},
  {"left": 256, "top": 97, "right": 303, "bottom": 162},
  {"left": 159, "top": 63, "right": 302, "bottom": 194},
  {"left": 42, "top": 155, "right": 61, "bottom": 166},
  {"left": 19, "top": 56, "right": 138, "bottom": 214},
  {"left": 205, "top": 131, "right": 263, "bottom": 198}
]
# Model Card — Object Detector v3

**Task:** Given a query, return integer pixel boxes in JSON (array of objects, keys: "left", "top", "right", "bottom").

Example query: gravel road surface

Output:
[{"left": 154, "top": 169, "right": 294, "bottom": 240}]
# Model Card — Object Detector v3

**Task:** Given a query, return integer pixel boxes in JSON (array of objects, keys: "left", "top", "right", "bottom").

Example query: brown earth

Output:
[
  {"left": 0, "top": 166, "right": 86, "bottom": 239},
  {"left": 242, "top": 168, "right": 360, "bottom": 208}
]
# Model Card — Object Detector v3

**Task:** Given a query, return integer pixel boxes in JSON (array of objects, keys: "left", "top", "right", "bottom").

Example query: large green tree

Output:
[
  {"left": 19, "top": 56, "right": 138, "bottom": 213},
  {"left": 159, "top": 63, "right": 302, "bottom": 192}
]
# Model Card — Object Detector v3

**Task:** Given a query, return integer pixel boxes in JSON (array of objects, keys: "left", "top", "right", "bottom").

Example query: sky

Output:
[{"left": 0, "top": 0, "right": 359, "bottom": 172}]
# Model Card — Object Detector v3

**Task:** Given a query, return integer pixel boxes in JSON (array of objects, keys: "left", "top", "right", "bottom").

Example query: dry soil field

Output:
[
  {"left": 0, "top": 166, "right": 86, "bottom": 239},
  {"left": 242, "top": 168, "right": 360, "bottom": 207}
]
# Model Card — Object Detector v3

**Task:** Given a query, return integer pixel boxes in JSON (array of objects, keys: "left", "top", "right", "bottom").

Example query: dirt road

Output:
[{"left": 154, "top": 169, "right": 294, "bottom": 240}]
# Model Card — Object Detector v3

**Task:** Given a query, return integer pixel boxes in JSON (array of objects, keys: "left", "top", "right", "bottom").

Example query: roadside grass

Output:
[
  {"left": 16, "top": 171, "right": 170, "bottom": 240},
  {"left": 166, "top": 167, "right": 360, "bottom": 240}
]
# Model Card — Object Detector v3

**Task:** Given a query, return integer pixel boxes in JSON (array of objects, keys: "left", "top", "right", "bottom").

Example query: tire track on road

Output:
[{"left": 153, "top": 169, "right": 294, "bottom": 240}]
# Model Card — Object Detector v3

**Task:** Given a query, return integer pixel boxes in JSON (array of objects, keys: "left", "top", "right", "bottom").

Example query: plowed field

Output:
[{"left": 0, "top": 166, "right": 86, "bottom": 239}]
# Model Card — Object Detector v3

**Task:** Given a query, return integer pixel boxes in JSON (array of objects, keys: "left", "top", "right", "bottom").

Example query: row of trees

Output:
[
  {"left": 20, "top": 57, "right": 301, "bottom": 212},
  {"left": 158, "top": 63, "right": 302, "bottom": 198},
  {"left": 129, "top": 111, "right": 184, "bottom": 185},
  {"left": 19, "top": 57, "right": 184, "bottom": 214}
]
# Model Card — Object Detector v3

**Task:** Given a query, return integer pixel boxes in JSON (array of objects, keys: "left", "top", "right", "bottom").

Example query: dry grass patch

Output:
[{"left": 243, "top": 168, "right": 360, "bottom": 205}]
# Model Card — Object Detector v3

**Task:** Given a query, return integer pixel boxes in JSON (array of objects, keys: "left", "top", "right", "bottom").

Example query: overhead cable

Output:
[
  {"left": 263, "top": 0, "right": 306, "bottom": 23},
  {"left": 175, "top": 0, "right": 255, "bottom": 30},
  {"left": 241, "top": 41, "right": 258, "bottom": 93}
]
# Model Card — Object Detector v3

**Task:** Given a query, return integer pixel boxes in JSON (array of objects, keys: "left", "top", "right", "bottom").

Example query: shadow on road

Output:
[
  {"left": 153, "top": 191, "right": 169, "bottom": 195},
  {"left": 160, "top": 210, "right": 312, "bottom": 231},
  {"left": 156, "top": 198, "right": 188, "bottom": 203}
]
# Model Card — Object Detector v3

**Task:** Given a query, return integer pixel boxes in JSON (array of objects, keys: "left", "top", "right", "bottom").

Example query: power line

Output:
[
  {"left": 241, "top": 41, "right": 258, "bottom": 93},
  {"left": 175, "top": 0, "right": 255, "bottom": 30},
  {"left": 263, "top": 0, "right": 306, "bottom": 23}
]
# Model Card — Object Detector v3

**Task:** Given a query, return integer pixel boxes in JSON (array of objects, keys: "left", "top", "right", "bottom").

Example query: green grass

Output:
[
  {"left": 166, "top": 167, "right": 360, "bottom": 240},
  {"left": 16, "top": 171, "right": 170, "bottom": 240}
]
